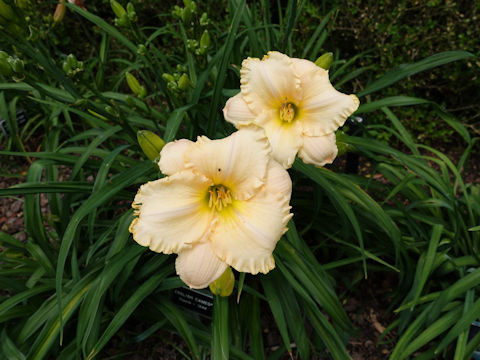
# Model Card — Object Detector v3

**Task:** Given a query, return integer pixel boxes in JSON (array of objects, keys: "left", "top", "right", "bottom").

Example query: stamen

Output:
[
  {"left": 279, "top": 97, "right": 295, "bottom": 123},
  {"left": 208, "top": 185, "right": 232, "bottom": 211}
]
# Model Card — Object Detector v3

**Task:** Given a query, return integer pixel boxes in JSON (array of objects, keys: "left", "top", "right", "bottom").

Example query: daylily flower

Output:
[
  {"left": 129, "top": 126, "right": 293, "bottom": 289},
  {"left": 223, "top": 51, "right": 360, "bottom": 169}
]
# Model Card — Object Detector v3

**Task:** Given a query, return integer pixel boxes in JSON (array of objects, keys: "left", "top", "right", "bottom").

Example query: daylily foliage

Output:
[
  {"left": 223, "top": 51, "right": 359, "bottom": 168},
  {"left": 130, "top": 126, "right": 292, "bottom": 289}
]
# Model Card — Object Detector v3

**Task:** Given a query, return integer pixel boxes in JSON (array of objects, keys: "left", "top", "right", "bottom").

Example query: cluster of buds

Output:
[
  {"left": 0, "top": 51, "right": 24, "bottom": 81},
  {"left": 186, "top": 30, "right": 210, "bottom": 55},
  {"left": 62, "top": 54, "right": 84, "bottom": 77},
  {"left": 110, "top": 0, "right": 136, "bottom": 27},
  {"left": 162, "top": 64, "right": 191, "bottom": 93},
  {"left": 125, "top": 71, "right": 147, "bottom": 99},
  {"left": 171, "top": 0, "right": 197, "bottom": 24}
]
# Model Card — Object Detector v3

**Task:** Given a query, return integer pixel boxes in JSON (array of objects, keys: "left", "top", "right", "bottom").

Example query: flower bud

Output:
[
  {"left": 183, "top": 0, "right": 196, "bottom": 13},
  {"left": 137, "top": 130, "right": 165, "bottom": 161},
  {"left": 67, "top": 54, "right": 77, "bottom": 69},
  {"left": 200, "top": 30, "right": 210, "bottom": 49},
  {"left": 176, "top": 64, "right": 187, "bottom": 73},
  {"left": 171, "top": 5, "right": 182, "bottom": 19},
  {"left": 125, "top": 71, "right": 145, "bottom": 97},
  {"left": 126, "top": 2, "right": 136, "bottom": 21},
  {"left": 177, "top": 73, "right": 190, "bottom": 91},
  {"left": 209, "top": 267, "right": 234, "bottom": 297},
  {"left": 110, "top": 0, "right": 126, "bottom": 18},
  {"left": 181, "top": 6, "right": 191, "bottom": 23},
  {"left": 0, "top": 54, "right": 13, "bottom": 76},
  {"left": 199, "top": 12, "right": 209, "bottom": 26},
  {"left": 137, "top": 44, "right": 146, "bottom": 56},
  {"left": 53, "top": 0, "right": 66, "bottom": 23},
  {"left": 315, "top": 52, "right": 333, "bottom": 70},
  {"left": 126, "top": 2, "right": 135, "bottom": 14},
  {"left": 162, "top": 73, "right": 175, "bottom": 83},
  {"left": 62, "top": 60, "right": 71, "bottom": 74}
]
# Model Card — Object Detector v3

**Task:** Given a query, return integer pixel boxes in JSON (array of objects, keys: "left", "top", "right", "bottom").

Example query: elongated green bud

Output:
[
  {"left": 200, "top": 30, "right": 210, "bottom": 48},
  {"left": 137, "top": 130, "right": 165, "bottom": 161},
  {"left": 126, "top": 2, "right": 134, "bottom": 14},
  {"left": 315, "top": 52, "right": 333, "bottom": 70},
  {"left": 126, "top": 2, "right": 136, "bottom": 21},
  {"left": 209, "top": 267, "right": 235, "bottom": 297},
  {"left": 125, "top": 71, "right": 143, "bottom": 96},
  {"left": 110, "top": 0, "right": 126, "bottom": 18}
]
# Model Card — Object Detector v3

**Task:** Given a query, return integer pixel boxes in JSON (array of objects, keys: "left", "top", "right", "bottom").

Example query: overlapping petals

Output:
[
  {"left": 130, "top": 126, "right": 292, "bottom": 289},
  {"left": 223, "top": 51, "right": 360, "bottom": 169}
]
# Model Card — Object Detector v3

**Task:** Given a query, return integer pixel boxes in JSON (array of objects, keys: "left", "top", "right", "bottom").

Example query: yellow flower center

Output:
[
  {"left": 208, "top": 185, "right": 232, "bottom": 211},
  {"left": 279, "top": 98, "right": 296, "bottom": 123}
]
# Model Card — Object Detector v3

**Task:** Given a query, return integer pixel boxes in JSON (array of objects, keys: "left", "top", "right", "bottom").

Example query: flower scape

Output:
[
  {"left": 129, "top": 126, "right": 293, "bottom": 289},
  {"left": 223, "top": 51, "right": 359, "bottom": 169},
  {"left": 130, "top": 52, "right": 359, "bottom": 290}
]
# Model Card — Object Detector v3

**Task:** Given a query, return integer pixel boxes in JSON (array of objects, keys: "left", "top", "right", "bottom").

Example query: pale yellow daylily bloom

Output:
[
  {"left": 223, "top": 51, "right": 360, "bottom": 169},
  {"left": 129, "top": 126, "right": 293, "bottom": 289}
]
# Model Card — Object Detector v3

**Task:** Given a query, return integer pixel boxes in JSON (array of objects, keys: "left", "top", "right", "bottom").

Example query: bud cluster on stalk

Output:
[
  {"left": 110, "top": 0, "right": 137, "bottom": 27},
  {"left": 0, "top": 50, "right": 24, "bottom": 81},
  {"left": 172, "top": 0, "right": 197, "bottom": 24},
  {"left": 62, "top": 54, "right": 84, "bottom": 78},
  {"left": 162, "top": 64, "right": 191, "bottom": 94}
]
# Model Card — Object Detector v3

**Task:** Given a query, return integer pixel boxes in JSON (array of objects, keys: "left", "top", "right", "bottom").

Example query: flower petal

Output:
[
  {"left": 240, "top": 51, "right": 302, "bottom": 114},
  {"left": 298, "top": 132, "right": 338, "bottom": 167},
  {"left": 223, "top": 93, "right": 257, "bottom": 127},
  {"left": 259, "top": 111, "right": 303, "bottom": 169},
  {"left": 185, "top": 126, "right": 271, "bottom": 200},
  {"left": 265, "top": 159, "right": 292, "bottom": 200},
  {"left": 129, "top": 171, "right": 214, "bottom": 254},
  {"left": 158, "top": 139, "right": 194, "bottom": 175},
  {"left": 292, "top": 59, "right": 359, "bottom": 136},
  {"left": 176, "top": 241, "right": 228, "bottom": 289},
  {"left": 210, "top": 188, "right": 292, "bottom": 274}
]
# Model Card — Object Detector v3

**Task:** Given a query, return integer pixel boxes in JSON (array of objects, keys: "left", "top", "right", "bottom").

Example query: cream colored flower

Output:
[
  {"left": 223, "top": 51, "right": 360, "bottom": 169},
  {"left": 129, "top": 126, "right": 293, "bottom": 289}
]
